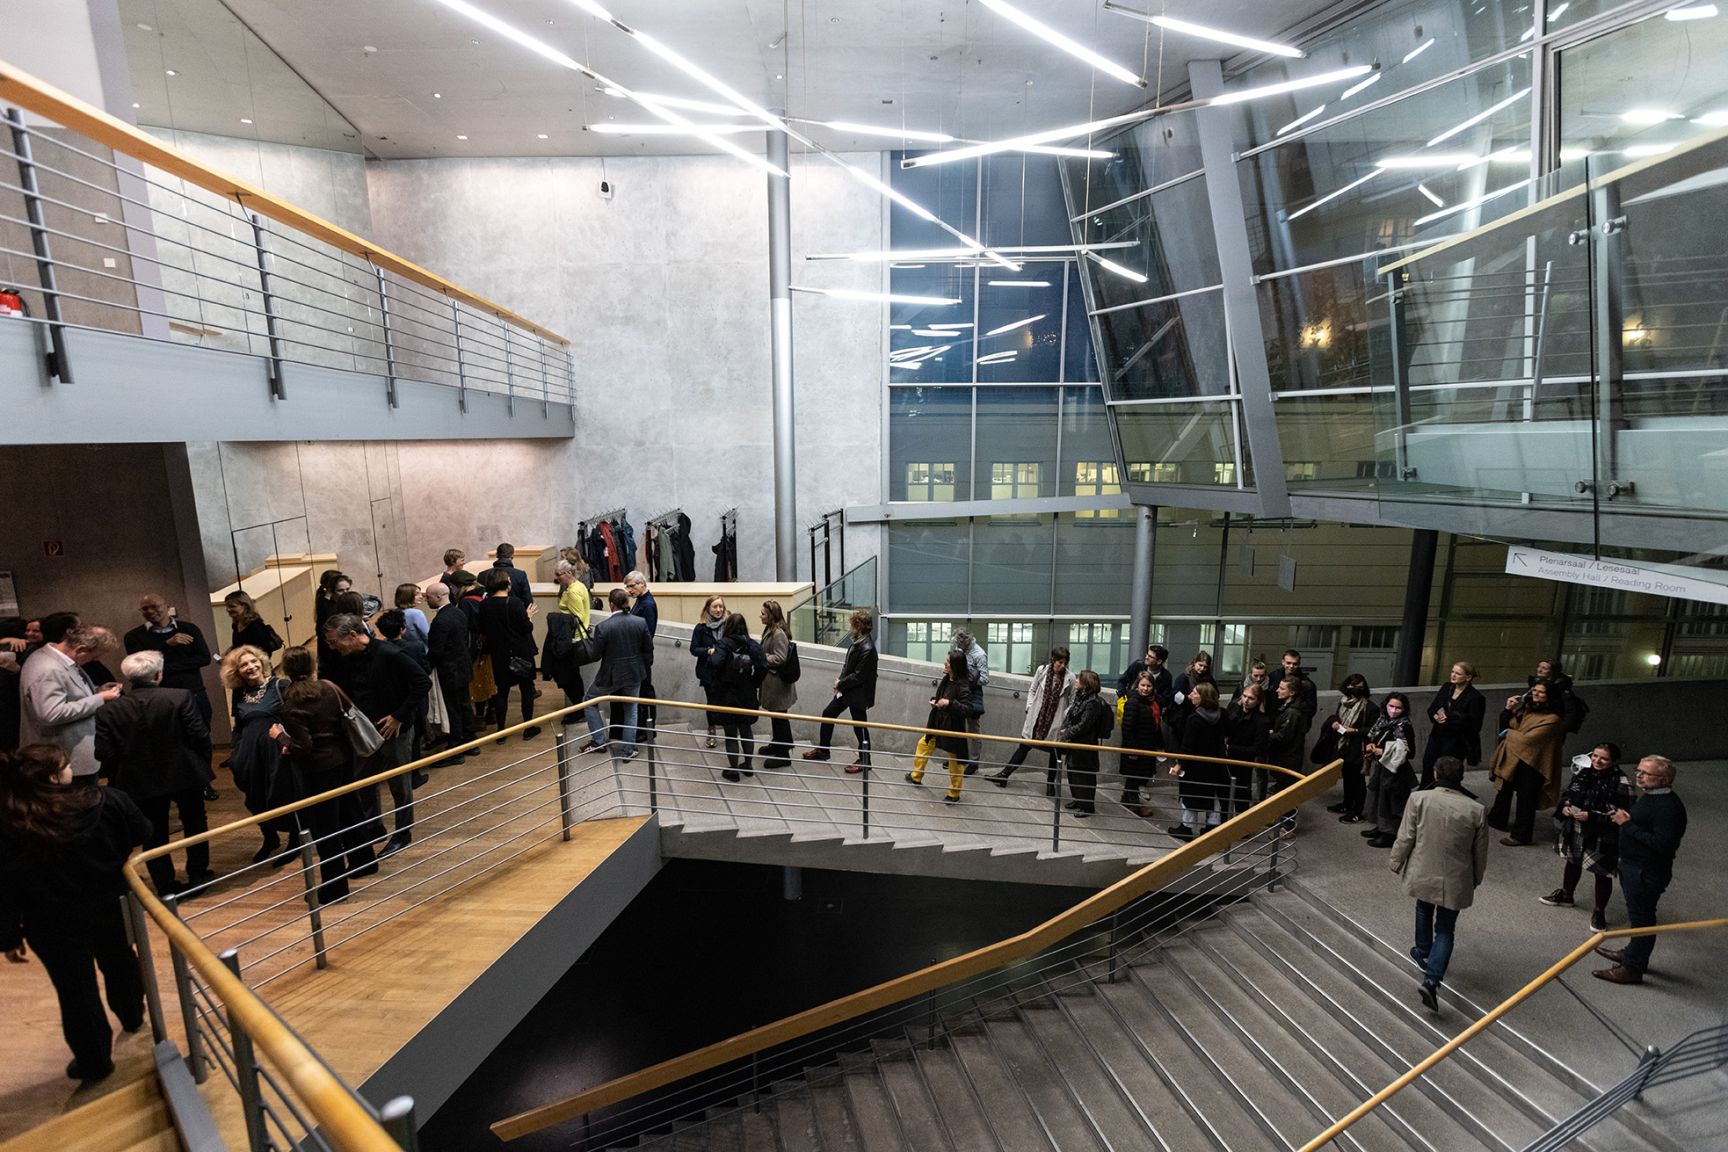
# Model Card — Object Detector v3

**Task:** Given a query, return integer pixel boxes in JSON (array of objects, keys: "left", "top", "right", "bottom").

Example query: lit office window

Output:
[
  {"left": 1151, "top": 463, "right": 1180, "bottom": 484},
  {"left": 906, "top": 462, "right": 958, "bottom": 502},
  {"left": 1065, "top": 622, "right": 1134, "bottom": 679},
  {"left": 1126, "top": 463, "right": 1154, "bottom": 482},
  {"left": 1286, "top": 461, "right": 1320, "bottom": 481},
  {"left": 986, "top": 622, "right": 1037, "bottom": 675},
  {"left": 904, "top": 621, "right": 955, "bottom": 663},
  {"left": 1349, "top": 626, "right": 1400, "bottom": 650},
  {"left": 1198, "top": 623, "right": 1248, "bottom": 679},
  {"left": 990, "top": 461, "right": 1042, "bottom": 500},
  {"left": 1213, "top": 462, "right": 1237, "bottom": 485},
  {"left": 1073, "top": 461, "right": 1122, "bottom": 519}
]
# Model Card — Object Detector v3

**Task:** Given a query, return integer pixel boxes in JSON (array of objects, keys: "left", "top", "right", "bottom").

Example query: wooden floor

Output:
[{"left": 0, "top": 727, "right": 646, "bottom": 1147}]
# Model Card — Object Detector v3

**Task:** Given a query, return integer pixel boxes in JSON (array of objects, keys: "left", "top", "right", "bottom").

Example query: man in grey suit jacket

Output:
[
  {"left": 18, "top": 615, "right": 121, "bottom": 777},
  {"left": 578, "top": 588, "right": 654, "bottom": 759}
]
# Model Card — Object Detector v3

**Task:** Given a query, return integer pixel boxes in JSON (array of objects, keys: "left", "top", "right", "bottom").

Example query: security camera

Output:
[{"left": 598, "top": 179, "right": 614, "bottom": 201}]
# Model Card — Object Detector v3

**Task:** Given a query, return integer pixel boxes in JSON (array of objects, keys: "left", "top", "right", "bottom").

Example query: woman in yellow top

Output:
[{"left": 554, "top": 560, "right": 591, "bottom": 631}]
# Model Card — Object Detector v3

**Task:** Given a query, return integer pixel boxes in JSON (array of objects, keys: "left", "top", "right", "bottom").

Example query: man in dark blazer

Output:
[
  {"left": 491, "top": 542, "right": 533, "bottom": 610},
  {"left": 578, "top": 588, "right": 653, "bottom": 759},
  {"left": 425, "top": 582, "right": 476, "bottom": 762},
  {"left": 324, "top": 613, "right": 431, "bottom": 859},
  {"left": 95, "top": 650, "right": 215, "bottom": 897},
  {"left": 124, "top": 593, "right": 214, "bottom": 727},
  {"left": 624, "top": 570, "right": 658, "bottom": 745}
]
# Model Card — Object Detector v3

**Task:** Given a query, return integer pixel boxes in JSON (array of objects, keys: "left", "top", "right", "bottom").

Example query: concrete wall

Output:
[{"left": 363, "top": 149, "right": 888, "bottom": 585}]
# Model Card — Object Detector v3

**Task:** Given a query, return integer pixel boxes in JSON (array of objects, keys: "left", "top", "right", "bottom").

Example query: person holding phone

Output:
[{"left": 1539, "top": 742, "right": 1633, "bottom": 931}]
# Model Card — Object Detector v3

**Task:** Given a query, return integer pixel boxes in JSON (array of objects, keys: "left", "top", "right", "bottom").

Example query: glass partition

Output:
[{"left": 789, "top": 557, "right": 878, "bottom": 649}]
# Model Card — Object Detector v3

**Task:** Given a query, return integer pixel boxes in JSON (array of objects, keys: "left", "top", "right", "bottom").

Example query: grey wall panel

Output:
[{"left": 0, "top": 326, "right": 573, "bottom": 443}]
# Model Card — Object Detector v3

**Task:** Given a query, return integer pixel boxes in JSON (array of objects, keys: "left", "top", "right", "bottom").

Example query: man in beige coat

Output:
[{"left": 1390, "top": 756, "right": 1490, "bottom": 1013}]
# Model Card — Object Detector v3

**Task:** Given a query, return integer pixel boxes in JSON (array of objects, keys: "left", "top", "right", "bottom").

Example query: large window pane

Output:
[
  {"left": 1059, "top": 385, "right": 1117, "bottom": 497},
  {"left": 1558, "top": 10, "right": 1728, "bottom": 163},
  {"left": 888, "top": 152, "right": 978, "bottom": 250},
  {"left": 889, "top": 386, "right": 972, "bottom": 501},
  {"left": 1063, "top": 264, "right": 1099, "bottom": 383},
  {"left": 1054, "top": 513, "right": 1135, "bottom": 614},
  {"left": 982, "top": 152, "right": 1071, "bottom": 248},
  {"left": 1099, "top": 286, "right": 1232, "bottom": 402},
  {"left": 972, "top": 516, "right": 1054, "bottom": 614},
  {"left": 888, "top": 522, "right": 970, "bottom": 614},
  {"left": 1117, "top": 404, "right": 1247, "bottom": 488},
  {"left": 976, "top": 278, "right": 1062, "bottom": 382},
  {"left": 890, "top": 265, "right": 975, "bottom": 384},
  {"left": 973, "top": 386, "right": 1058, "bottom": 500}
]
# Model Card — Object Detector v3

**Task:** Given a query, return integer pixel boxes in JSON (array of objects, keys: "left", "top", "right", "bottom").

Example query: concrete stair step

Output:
[
  {"left": 978, "top": 1015, "right": 1109, "bottom": 1152},
  {"left": 947, "top": 1029, "right": 1062, "bottom": 1152},
  {"left": 840, "top": 1067, "right": 907, "bottom": 1152},
  {"left": 1013, "top": 996, "right": 1166, "bottom": 1152},
  {"left": 806, "top": 1075, "right": 861, "bottom": 1152},
  {"left": 871, "top": 1048, "right": 953, "bottom": 1152}
]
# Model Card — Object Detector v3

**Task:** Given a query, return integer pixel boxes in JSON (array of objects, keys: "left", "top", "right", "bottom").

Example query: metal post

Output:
[
  {"left": 1269, "top": 827, "right": 1283, "bottom": 891},
  {"left": 4, "top": 109, "right": 71, "bottom": 382},
  {"left": 837, "top": 511, "right": 845, "bottom": 581},
  {"left": 535, "top": 334, "right": 550, "bottom": 417},
  {"left": 1591, "top": 180, "right": 1628, "bottom": 512},
  {"left": 1388, "top": 283, "right": 1414, "bottom": 480},
  {"left": 646, "top": 727, "right": 658, "bottom": 814},
  {"left": 1107, "top": 909, "right": 1121, "bottom": 984},
  {"left": 124, "top": 893, "right": 169, "bottom": 1042},
  {"left": 1395, "top": 529, "right": 1439, "bottom": 686},
  {"left": 808, "top": 528, "right": 818, "bottom": 599},
  {"left": 1129, "top": 506, "right": 1156, "bottom": 661},
  {"left": 162, "top": 894, "right": 206, "bottom": 1084},
  {"left": 248, "top": 214, "right": 286, "bottom": 400},
  {"left": 501, "top": 318, "right": 515, "bottom": 417},
  {"left": 554, "top": 727, "right": 574, "bottom": 839},
  {"left": 1051, "top": 759, "right": 1064, "bottom": 852},
  {"left": 451, "top": 299, "right": 468, "bottom": 413},
  {"left": 1632, "top": 1045, "right": 1661, "bottom": 1102},
  {"left": 379, "top": 1095, "right": 420, "bottom": 1151},
  {"left": 861, "top": 769, "right": 870, "bottom": 839},
  {"left": 220, "top": 950, "right": 272, "bottom": 1152},
  {"left": 781, "top": 865, "right": 802, "bottom": 902},
  {"left": 294, "top": 826, "right": 329, "bottom": 970},
  {"left": 374, "top": 266, "right": 399, "bottom": 409},
  {"left": 822, "top": 517, "right": 832, "bottom": 590},
  {"left": 766, "top": 126, "right": 799, "bottom": 581}
]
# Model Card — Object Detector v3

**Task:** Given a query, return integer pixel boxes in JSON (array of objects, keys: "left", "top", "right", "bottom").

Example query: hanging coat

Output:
[{"left": 673, "top": 512, "right": 697, "bottom": 581}]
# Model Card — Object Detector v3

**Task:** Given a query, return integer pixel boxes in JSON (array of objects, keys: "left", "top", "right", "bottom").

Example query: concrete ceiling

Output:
[{"left": 121, "top": 0, "right": 1352, "bottom": 160}]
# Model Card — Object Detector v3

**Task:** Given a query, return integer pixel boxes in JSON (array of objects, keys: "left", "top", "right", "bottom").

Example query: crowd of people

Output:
[{"left": 0, "top": 558, "right": 1694, "bottom": 1081}]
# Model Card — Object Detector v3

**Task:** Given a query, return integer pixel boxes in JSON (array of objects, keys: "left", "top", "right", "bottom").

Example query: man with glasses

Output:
[{"left": 1593, "top": 756, "right": 1687, "bottom": 986}]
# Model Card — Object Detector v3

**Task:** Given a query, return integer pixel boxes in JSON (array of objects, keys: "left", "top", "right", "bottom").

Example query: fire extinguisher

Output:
[{"left": 0, "top": 287, "right": 26, "bottom": 318}]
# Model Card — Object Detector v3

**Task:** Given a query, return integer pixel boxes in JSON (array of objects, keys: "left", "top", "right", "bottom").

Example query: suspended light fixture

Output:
[
  {"left": 793, "top": 286, "right": 962, "bottom": 305},
  {"left": 977, "top": 0, "right": 1146, "bottom": 87},
  {"left": 1339, "top": 72, "right": 1382, "bottom": 100},
  {"left": 430, "top": 0, "right": 786, "bottom": 176},
  {"left": 1400, "top": 38, "right": 1436, "bottom": 64},
  {"left": 1102, "top": 5, "right": 1305, "bottom": 59},
  {"left": 792, "top": 118, "right": 956, "bottom": 143},
  {"left": 598, "top": 87, "right": 744, "bottom": 116},
  {"left": 1277, "top": 105, "right": 1328, "bottom": 135},
  {"left": 983, "top": 314, "right": 1047, "bottom": 337},
  {"left": 1285, "top": 170, "right": 1379, "bottom": 221},
  {"left": 1426, "top": 88, "right": 1532, "bottom": 147},
  {"left": 1086, "top": 251, "right": 1149, "bottom": 284},
  {"left": 589, "top": 123, "right": 759, "bottom": 134},
  {"left": 987, "top": 279, "right": 1052, "bottom": 287}
]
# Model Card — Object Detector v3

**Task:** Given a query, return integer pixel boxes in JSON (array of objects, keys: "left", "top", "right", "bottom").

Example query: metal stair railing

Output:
[{"left": 1517, "top": 1023, "right": 1728, "bottom": 1152}]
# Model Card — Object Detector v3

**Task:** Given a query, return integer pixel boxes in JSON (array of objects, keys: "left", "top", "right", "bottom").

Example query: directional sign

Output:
[{"left": 1504, "top": 545, "right": 1728, "bottom": 606}]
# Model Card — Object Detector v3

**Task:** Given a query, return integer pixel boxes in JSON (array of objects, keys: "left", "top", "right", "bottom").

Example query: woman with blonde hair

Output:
[
  {"left": 220, "top": 645, "right": 293, "bottom": 864},
  {"left": 222, "top": 590, "right": 281, "bottom": 656},
  {"left": 758, "top": 600, "right": 797, "bottom": 768}
]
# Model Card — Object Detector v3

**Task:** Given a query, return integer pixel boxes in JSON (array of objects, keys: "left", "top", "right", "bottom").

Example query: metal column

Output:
[
  {"left": 248, "top": 214, "right": 286, "bottom": 399},
  {"left": 375, "top": 266, "right": 399, "bottom": 409},
  {"left": 767, "top": 127, "right": 799, "bottom": 580},
  {"left": 1128, "top": 505, "right": 1157, "bottom": 661},
  {"left": 5, "top": 108, "right": 71, "bottom": 382},
  {"left": 1191, "top": 59, "right": 1291, "bottom": 517},
  {"left": 1395, "top": 529, "right": 1439, "bottom": 686}
]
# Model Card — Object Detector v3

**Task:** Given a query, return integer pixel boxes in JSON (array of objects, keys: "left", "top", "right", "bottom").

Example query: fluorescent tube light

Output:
[
  {"left": 432, "top": 0, "right": 786, "bottom": 176},
  {"left": 1621, "top": 108, "right": 1680, "bottom": 124},
  {"left": 1375, "top": 153, "right": 1484, "bottom": 168},
  {"left": 793, "top": 286, "right": 962, "bottom": 305},
  {"left": 589, "top": 123, "right": 759, "bottom": 134},
  {"left": 1339, "top": 72, "right": 1382, "bottom": 100},
  {"left": 1086, "top": 252, "right": 1149, "bottom": 283},
  {"left": 1412, "top": 178, "right": 1530, "bottom": 227},
  {"left": 977, "top": 351, "right": 1019, "bottom": 365},
  {"left": 1214, "top": 65, "right": 1376, "bottom": 105},
  {"left": 1401, "top": 38, "right": 1436, "bottom": 64},
  {"left": 1623, "top": 142, "right": 1679, "bottom": 157},
  {"left": 1416, "top": 183, "right": 1445, "bottom": 207},
  {"left": 978, "top": 0, "right": 1145, "bottom": 87},
  {"left": 1547, "top": 2, "right": 1571, "bottom": 21},
  {"left": 599, "top": 87, "right": 745, "bottom": 116},
  {"left": 1285, "top": 169, "right": 1380, "bottom": 221},
  {"left": 1454, "top": 146, "right": 1531, "bottom": 169},
  {"left": 1426, "top": 87, "right": 1532, "bottom": 147},
  {"left": 890, "top": 324, "right": 914, "bottom": 330},
  {"left": 1277, "top": 105, "right": 1328, "bottom": 135},
  {"left": 927, "top": 322, "right": 975, "bottom": 329},
  {"left": 983, "top": 314, "right": 1046, "bottom": 337},
  {"left": 911, "top": 328, "right": 963, "bottom": 337},
  {"left": 1694, "top": 110, "right": 1728, "bottom": 126},
  {"left": 1119, "top": 9, "right": 1304, "bottom": 59},
  {"left": 987, "top": 279, "right": 1052, "bottom": 287},
  {"left": 1664, "top": 3, "right": 1719, "bottom": 19},
  {"left": 801, "top": 119, "right": 955, "bottom": 143}
]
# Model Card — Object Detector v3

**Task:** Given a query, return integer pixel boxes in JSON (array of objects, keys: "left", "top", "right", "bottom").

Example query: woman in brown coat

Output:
[{"left": 1487, "top": 680, "right": 1566, "bottom": 847}]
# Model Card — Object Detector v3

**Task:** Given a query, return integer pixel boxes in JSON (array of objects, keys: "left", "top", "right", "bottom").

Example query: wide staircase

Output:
[{"left": 622, "top": 879, "right": 1678, "bottom": 1152}]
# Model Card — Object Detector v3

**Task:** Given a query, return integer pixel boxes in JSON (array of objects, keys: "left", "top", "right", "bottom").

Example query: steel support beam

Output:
[
  {"left": 5, "top": 108, "right": 71, "bottom": 382},
  {"left": 1395, "top": 528, "right": 1439, "bottom": 685},
  {"left": 1129, "top": 505, "right": 1157, "bottom": 660},
  {"left": 1190, "top": 59, "right": 1291, "bottom": 517},
  {"left": 767, "top": 128, "right": 798, "bottom": 581}
]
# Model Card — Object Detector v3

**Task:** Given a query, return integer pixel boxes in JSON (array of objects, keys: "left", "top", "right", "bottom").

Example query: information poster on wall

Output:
[
  {"left": 1503, "top": 545, "right": 1728, "bottom": 606},
  {"left": 0, "top": 570, "right": 17, "bottom": 617}
]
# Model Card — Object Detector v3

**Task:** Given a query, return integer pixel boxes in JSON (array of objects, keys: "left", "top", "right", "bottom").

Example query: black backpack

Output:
[{"left": 779, "top": 639, "right": 802, "bottom": 684}]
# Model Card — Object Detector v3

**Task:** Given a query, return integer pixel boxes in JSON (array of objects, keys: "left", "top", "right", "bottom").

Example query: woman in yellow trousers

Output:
[{"left": 907, "top": 650, "right": 975, "bottom": 804}]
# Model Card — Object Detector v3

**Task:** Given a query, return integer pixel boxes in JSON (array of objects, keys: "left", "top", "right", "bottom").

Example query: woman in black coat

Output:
[
  {"left": 707, "top": 614, "right": 765, "bottom": 783},
  {"left": 1118, "top": 671, "right": 1163, "bottom": 815},
  {"left": 277, "top": 646, "right": 378, "bottom": 904},
  {"left": 1224, "top": 682, "right": 1273, "bottom": 816},
  {"left": 1169, "top": 682, "right": 1229, "bottom": 840},
  {"left": 1169, "top": 649, "right": 1218, "bottom": 740},
  {"left": 0, "top": 744, "right": 149, "bottom": 1081},
  {"left": 477, "top": 568, "right": 539, "bottom": 741},
  {"left": 1422, "top": 660, "right": 1484, "bottom": 786},
  {"left": 804, "top": 608, "right": 878, "bottom": 772},
  {"left": 906, "top": 650, "right": 973, "bottom": 803},
  {"left": 1323, "top": 673, "right": 1382, "bottom": 824},
  {"left": 1057, "top": 670, "right": 1113, "bottom": 817},
  {"left": 690, "top": 595, "right": 728, "bottom": 750}
]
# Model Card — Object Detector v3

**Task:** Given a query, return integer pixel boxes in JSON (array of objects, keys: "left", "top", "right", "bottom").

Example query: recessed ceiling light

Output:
[
  {"left": 136, "top": 22, "right": 153, "bottom": 31},
  {"left": 775, "top": 73, "right": 784, "bottom": 80},
  {"left": 829, "top": 15, "right": 841, "bottom": 22},
  {"left": 537, "top": 133, "right": 549, "bottom": 139},
  {"left": 433, "top": 92, "right": 442, "bottom": 98},
  {"left": 362, "top": 45, "right": 377, "bottom": 54},
  {"left": 164, "top": 68, "right": 178, "bottom": 76},
  {"left": 240, "top": 117, "right": 253, "bottom": 124},
  {"left": 131, "top": 102, "right": 141, "bottom": 109},
  {"left": 456, "top": 134, "right": 468, "bottom": 140}
]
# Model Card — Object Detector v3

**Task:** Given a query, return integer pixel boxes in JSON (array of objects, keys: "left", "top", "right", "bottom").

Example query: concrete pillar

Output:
[
  {"left": 766, "top": 129, "right": 798, "bottom": 580},
  {"left": 1395, "top": 529, "right": 1439, "bottom": 686},
  {"left": 1129, "top": 505, "right": 1157, "bottom": 660}
]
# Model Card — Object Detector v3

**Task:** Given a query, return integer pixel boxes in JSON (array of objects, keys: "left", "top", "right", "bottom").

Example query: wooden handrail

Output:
[
  {"left": 489, "top": 760, "right": 1343, "bottom": 1141},
  {"left": 0, "top": 57, "right": 569, "bottom": 346},
  {"left": 121, "top": 868, "right": 404, "bottom": 1152},
  {"left": 1297, "top": 915, "right": 1728, "bottom": 1152},
  {"left": 132, "top": 694, "right": 1306, "bottom": 865}
]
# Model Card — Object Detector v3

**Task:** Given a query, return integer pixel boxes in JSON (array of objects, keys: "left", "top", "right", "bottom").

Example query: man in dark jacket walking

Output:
[
  {"left": 578, "top": 589, "right": 654, "bottom": 759},
  {"left": 95, "top": 651, "right": 215, "bottom": 896},
  {"left": 625, "top": 571, "right": 659, "bottom": 745},
  {"left": 425, "top": 583, "right": 476, "bottom": 761},
  {"left": 324, "top": 613, "right": 430, "bottom": 859},
  {"left": 1594, "top": 756, "right": 1688, "bottom": 985}
]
